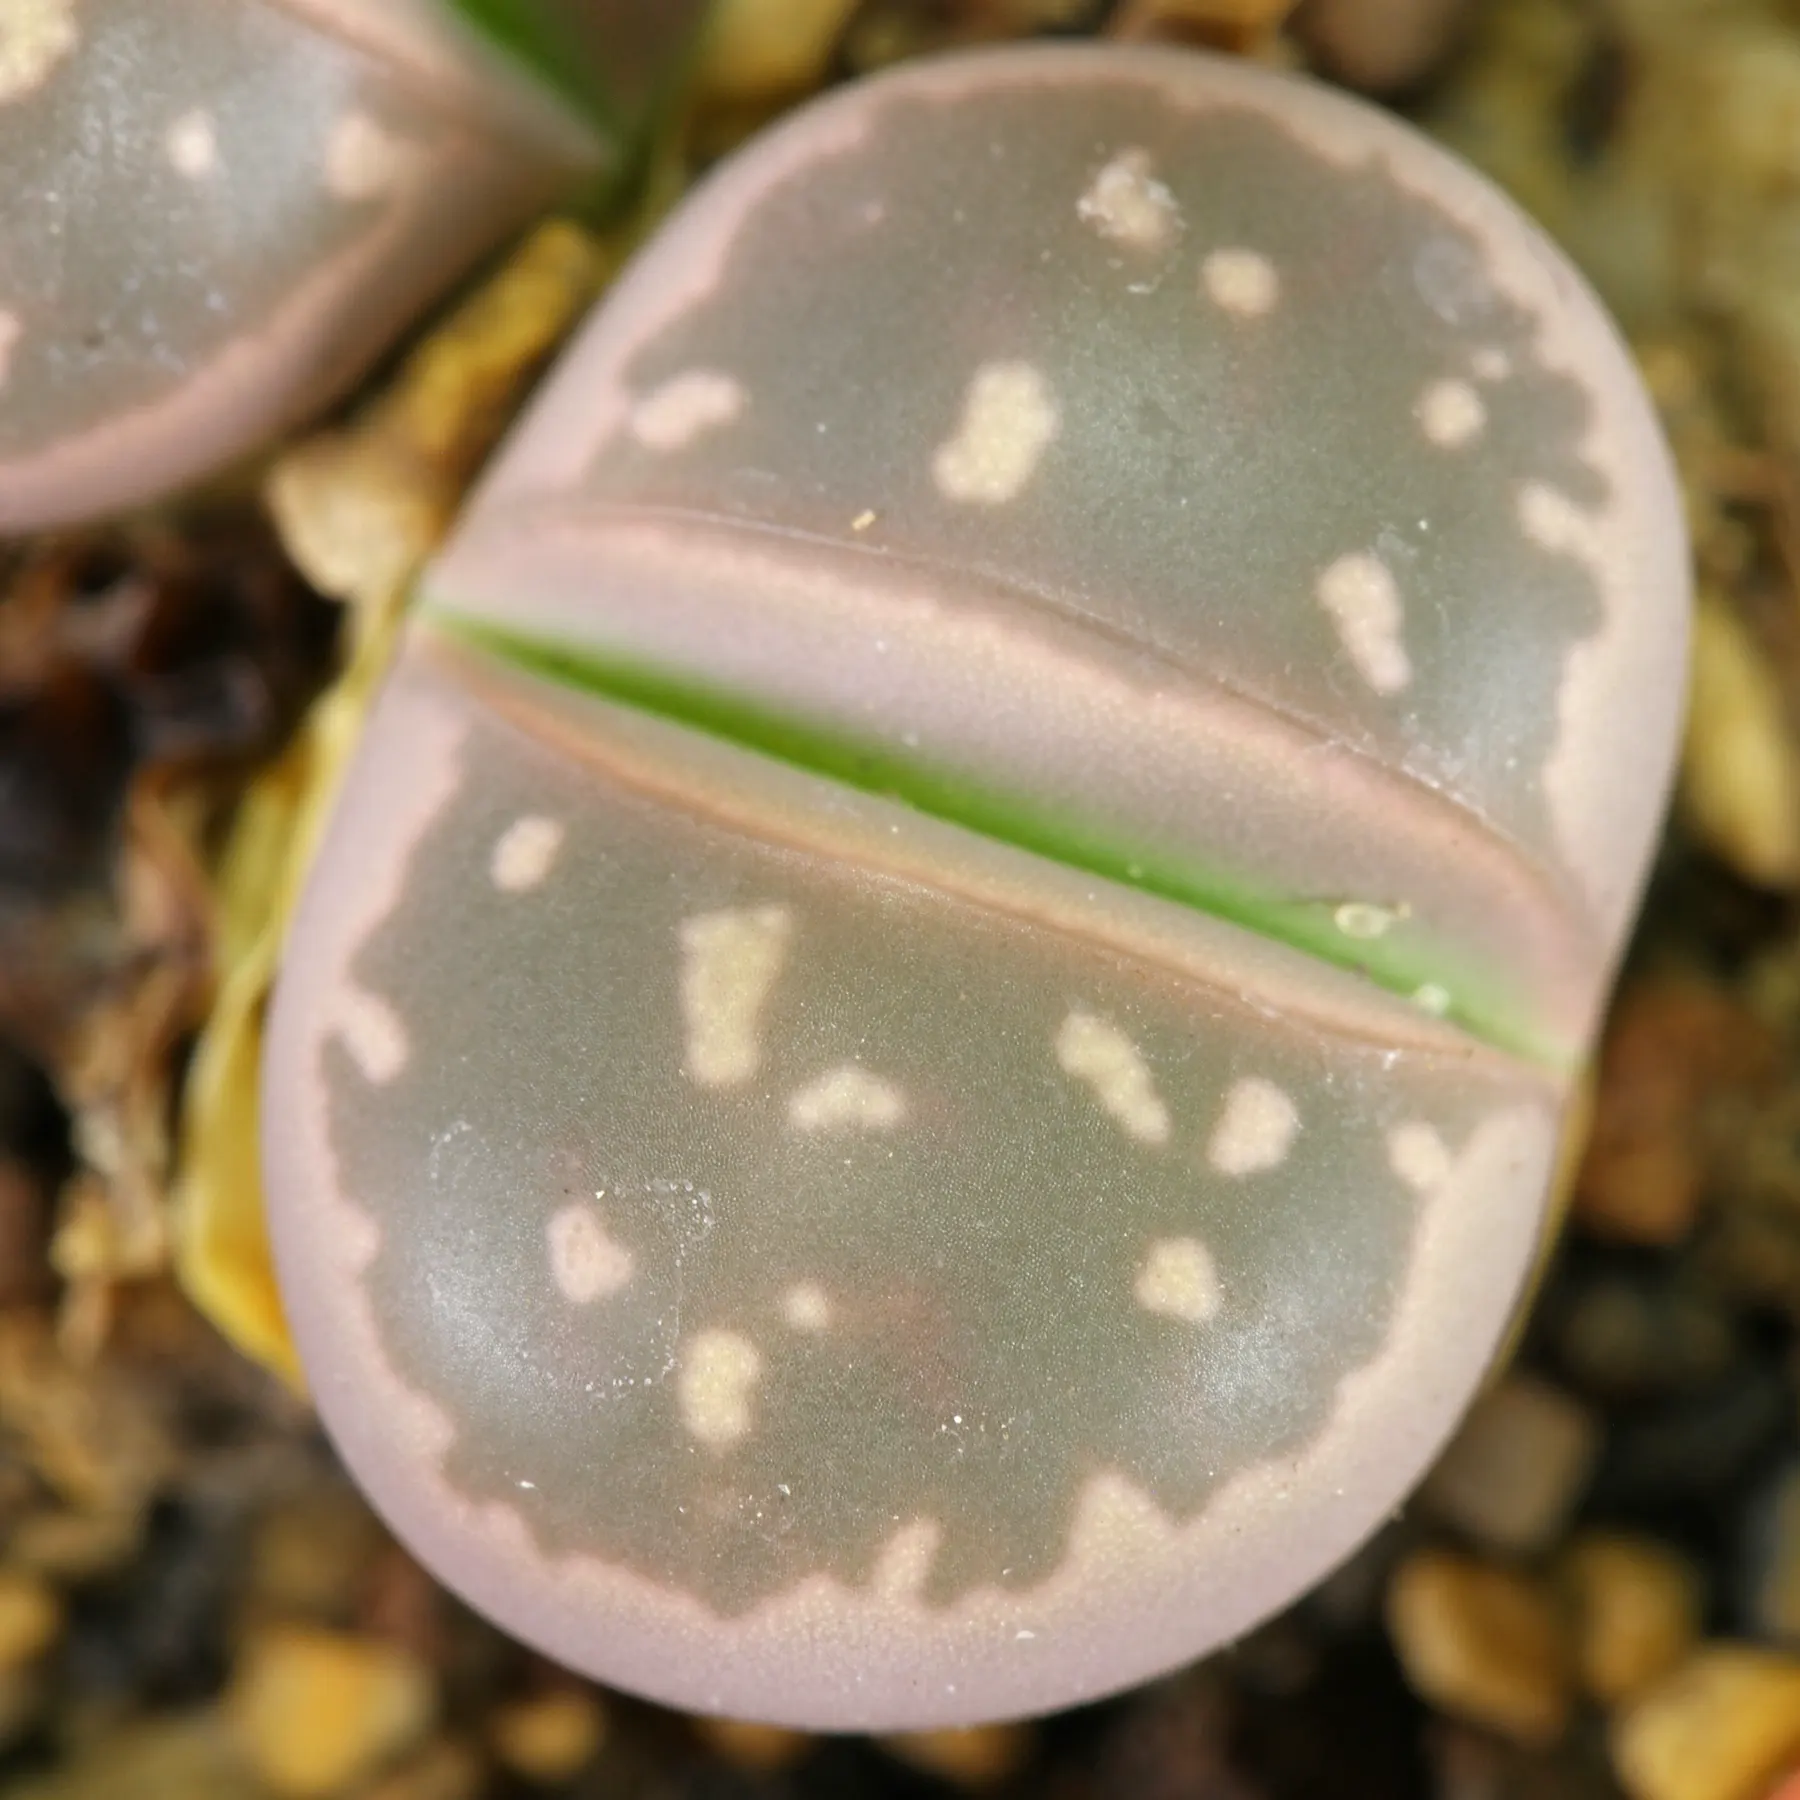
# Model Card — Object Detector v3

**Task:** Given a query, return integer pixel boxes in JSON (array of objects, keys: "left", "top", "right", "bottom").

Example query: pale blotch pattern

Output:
[
  {"left": 1316, "top": 551, "right": 1412, "bottom": 695},
  {"left": 931, "top": 361, "right": 1059, "bottom": 505},
  {"left": 1076, "top": 148, "right": 1182, "bottom": 253},
  {"left": 1207, "top": 1076, "right": 1299, "bottom": 1176},
  {"left": 335, "top": 985, "right": 409, "bottom": 1086},
  {"left": 1054, "top": 1010, "right": 1170, "bottom": 1145},
  {"left": 1417, "top": 377, "right": 1486, "bottom": 448},
  {"left": 0, "top": 0, "right": 77, "bottom": 104},
  {"left": 787, "top": 1064, "right": 906, "bottom": 1132},
  {"left": 1472, "top": 346, "right": 1511, "bottom": 381},
  {"left": 489, "top": 815, "right": 564, "bottom": 893},
  {"left": 628, "top": 369, "right": 746, "bottom": 453},
  {"left": 0, "top": 310, "right": 18, "bottom": 389},
  {"left": 1065, "top": 1470, "right": 1175, "bottom": 1570},
  {"left": 678, "top": 904, "right": 793, "bottom": 1087},
  {"left": 165, "top": 108, "right": 219, "bottom": 179},
  {"left": 1518, "top": 481, "right": 1601, "bottom": 560},
  {"left": 1135, "top": 1236, "right": 1223, "bottom": 1324},
  {"left": 1389, "top": 1120, "right": 1453, "bottom": 1194},
  {"left": 677, "top": 1329, "right": 763, "bottom": 1449},
  {"left": 870, "top": 1518, "right": 941, "bottom": 1601},
  {"left": 546, "top": 1202, "right": 633, "bottom": 1303},
  {"left": 325, "top": 110, "right": 419, "bottom": 202},
  {"left": 1200, "top": 247, "right": 1279, "bottom": 318},
  {"left": 1522, "top": 481, "right": 1614, "bottom": 842},
  {"left": 1527, "top": 451, "right": 1661, "bottom": 925},
  {"left": 780, "top": 1281, "right": 832, "bottom": 1332}
]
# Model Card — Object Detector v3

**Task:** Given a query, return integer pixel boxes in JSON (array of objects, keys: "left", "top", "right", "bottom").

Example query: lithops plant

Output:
[
  {"left": 262, "top": 43, "right": 1690, "bottom": 1729},
  {"left": 0, "top": 0, "right": 708, "bottom": 533}
]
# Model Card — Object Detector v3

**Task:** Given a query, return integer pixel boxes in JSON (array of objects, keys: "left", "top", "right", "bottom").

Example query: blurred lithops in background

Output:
[
  {"left": 263, "top": 42, "right": 1688, "bottom": 1729},
  {"left": 0, "top": 0, "right": 711, "bottom": 533}
]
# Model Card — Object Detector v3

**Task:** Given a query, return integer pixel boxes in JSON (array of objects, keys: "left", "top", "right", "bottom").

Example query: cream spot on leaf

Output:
[
  {"left": 1389, "top": 1121, "right": 1452, "bottom": 1194},
  {"left": 1472, "top": 346, "right": 1511, "bottom": 381},
  {"left": 1077, "top": 148, "right": 1182, "bottom": 253},
  {"left": 1418, "top": 377, "right": 1486, "bottom": 447},
  {"left": 0, "top": 0, "right": 77, "bottom": 104},
  {"left": 1207, "top": 1076, "right": 1298, "bottom": 1175},
  {"left": 165, "top": 107, "right": 218, "bottom": 179},
  {"left": 547, "top": 1202, "right": 633, "bottom": 1303},
  {"left": 678, "top": 1329, "right": 762, "bottom": 1449},
  {"left": 1518, "top": 481, "right": 1597, "bottom": 557},
  {"left": 1201, "top": 247, "right": 1279, "bottom": 318},
  {"left": 490, "top": 815, "right": 563, "bottom": 893},
  {"left": 679, "top": 904, "right": 792, "bottom": 1087},
  {"left": 629, "top": 369, "right": 746, "bottom": 452},
  {"left": 1135, "top": 1236, "right": 1222, "bottom": 1323},
  {"left": 780, "top": 1281, "right": 831, "bottom": 1332},
  {"left": 1055, "top": 1010, "right": 1169, "bottom": 1145},
  {"left": 1317, "top": 551, "right": 1411, "bottom": 694},
  {"left": 326, "top": 110, "right": 419, "bottom": 202},
  {"left": 788, "top": 1064, "right": 905, "bottom": 1132},
  {"left": 931, "top": 361, "right": 1058, "bottom": 505},
  {"left": 1334, "top": 901, "right": 1406, "bottom": 940},
  {"left": 335, "top": 985, "right": 408, "bottom": 1085}
]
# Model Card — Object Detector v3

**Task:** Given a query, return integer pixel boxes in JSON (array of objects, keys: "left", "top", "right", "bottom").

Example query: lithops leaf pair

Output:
[
  {"left": 0, "top": 0, "right": 707, "bottom": 532},
  {"left": 263, "top": 43, "right": 1690, "bottom": 1729}
]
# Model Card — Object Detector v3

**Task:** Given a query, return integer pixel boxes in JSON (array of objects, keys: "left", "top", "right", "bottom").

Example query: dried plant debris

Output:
[
  {"left": 0, "top": 0, "right": 1796, "bottom": 1795},
  {"left": 0, "top": 523, "right": 337, "bottom": 1359}
]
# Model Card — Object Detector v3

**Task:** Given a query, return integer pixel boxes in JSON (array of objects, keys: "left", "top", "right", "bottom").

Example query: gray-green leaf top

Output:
[{"left": 263, "top": 44, "right": 1690, "bottom": 1731}]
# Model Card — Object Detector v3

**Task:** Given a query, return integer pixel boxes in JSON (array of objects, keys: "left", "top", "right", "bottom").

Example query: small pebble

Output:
[
  {"left": 1680, "top": 596, "right": 1800, "bottom": 891},
  {"left": 227, "top": 1624, "right": 437, "bottom": 1799},
  {"left": 1109, "top": 0, "right": 1298, "bottom": 53},
  {"left": 1552, "top": 1274, "right": 1738, "bottom": 1402},
  {"left": 1750, "top": 1464, "right": 1800, "bottom": 1646},
  {"left": 360, "top": 1737, "right": 485, "bottom": 1800},
  {"left": 0, "top": 1664, "right": 45, "bottom": 1751},
  {"left": 1387, "top": 1550, "right": 1573, "bottom": 1747},
  {"left": 0, "top": 1162, "right": 50, "bottom": 1307},
  {"left": 0, "top": 1567, "right": 63, "bottom": 1672},
  {"left": 8, "top": 1505, "right": 146, "bottom": 1583},
  {"left": 1577, "top": 977, "right": 1775, "bottom": 1246},
  {"left": 1429, "top": 1720, "right": 1625, "bottom": 1800},
  {"left": 692, "top": 1715, "right": 813, "bottom": 1771},
  {"left": 881, "top": 1723, "right": 1035, "bottom": 1787},
  {"left": 487, "top": 1688, "right": 606, "bottom": 1784},
  {"left": 1296, "top": 0, "right": 1471, "bottom": 92},
  {"left": 1612, "top": 1646, "right": 1800, "bottom": 1800},
  {"left": 1422, "top": 1375, "right": 1600, "bottom": 1555},
  {"left": 7, "top": 1712, "right": 254, "bottom": 1800},
  {"left": 700, "top": 0, "right": 860, "bottom": 98},
  {"left": 243, "top": 1486, "right": 384, "bottom": 1624},
  {"left": 1698, "top": 1209, "right": 1800, "bottom": 1325},
  {"left": 1561, "top": 1534, "right": 1701, "bottom": 1705}
]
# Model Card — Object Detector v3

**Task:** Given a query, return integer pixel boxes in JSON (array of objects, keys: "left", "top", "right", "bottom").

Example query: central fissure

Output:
[{"left": 426, "top": 605, "right": 1565, "bottom": 1071}]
